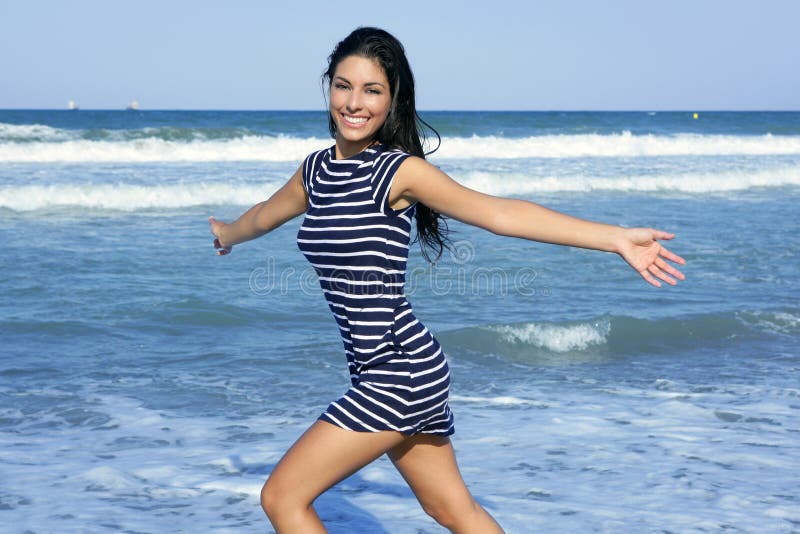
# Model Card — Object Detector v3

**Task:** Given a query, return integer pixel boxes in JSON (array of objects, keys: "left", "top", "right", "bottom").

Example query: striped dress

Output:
[{"left": 297, "top": 143, "right": 454, "bottom": 436}]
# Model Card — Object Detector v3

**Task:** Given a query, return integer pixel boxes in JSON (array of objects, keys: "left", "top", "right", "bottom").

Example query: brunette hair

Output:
[{"left": 323, "top": 27, "right": 449, "bottom": 263}]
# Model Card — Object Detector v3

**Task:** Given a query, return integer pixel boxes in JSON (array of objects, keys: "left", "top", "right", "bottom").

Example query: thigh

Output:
[
  {"left": 387, "top": 434, "right": 473, "bottom": 508},
  {"left": 266, "top": 419, "right": 407, "bottom": 504}
]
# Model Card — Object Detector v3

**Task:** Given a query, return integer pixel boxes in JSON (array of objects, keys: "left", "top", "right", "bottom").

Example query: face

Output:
[{"left": 329, "top": 55, "right": 392, "bottom": 157}]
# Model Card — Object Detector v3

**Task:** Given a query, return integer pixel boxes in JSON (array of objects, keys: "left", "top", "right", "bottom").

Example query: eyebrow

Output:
[{"left": 333, "top": 76, "right": 386, "bottom": 89}]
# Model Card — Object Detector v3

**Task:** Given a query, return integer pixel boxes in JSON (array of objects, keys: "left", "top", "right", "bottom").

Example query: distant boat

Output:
[
  {"left": 68, "top": 100, "right": 79, "bottom": 110},
  {"left": 126, "top": 100, "right": 140, "bottom": 111}
]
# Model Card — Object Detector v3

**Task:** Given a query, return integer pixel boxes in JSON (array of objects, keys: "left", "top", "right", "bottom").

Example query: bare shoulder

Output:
[
  {"left": 393, "top": 155, "right": 506, "bottom": 231},
  {"left": 394, "top": 155, "right": 452, "bottom": 193},
  {"left": 397, "top": 155, "right": 439, "bottom": 175},
  {"left": 390, "top": 156, "right": 452, "bottom": 210}
]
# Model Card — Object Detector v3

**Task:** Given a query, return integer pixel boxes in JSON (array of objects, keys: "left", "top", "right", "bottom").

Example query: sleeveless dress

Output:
[{"left": 296, "top": 143, "right": 454, "bottom": 436}]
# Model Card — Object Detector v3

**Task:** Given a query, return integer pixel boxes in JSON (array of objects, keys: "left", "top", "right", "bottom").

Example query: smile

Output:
[{"left": 343, "top": 114, "right": 368, "bottom": 125}]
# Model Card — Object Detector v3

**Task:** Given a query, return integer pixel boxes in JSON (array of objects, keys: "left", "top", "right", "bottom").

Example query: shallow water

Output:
[{"left": 1, "top": 110, "right": 799, "bottom": 532}]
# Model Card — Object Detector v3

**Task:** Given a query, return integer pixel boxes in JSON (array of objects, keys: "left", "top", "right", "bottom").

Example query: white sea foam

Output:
[
  {"left": 2, "top": 349, "right": 797, "bottom": 533},
  {"left": 435, "top": 132, "right": 800, "bottom": 159},
  {"left": 488, "top": 320, "right": 611, "bottom": 353},
  {"left": 80, "top": 465, "right": 141, "bottom": 491},
  {"left": 0, "top": 135, "right": 331, "bottom": 163},
  {"left": 2, "top": 128, "right": 800, "bottom": 162},
  {"left": 450, "top": 394, "right": 544, "bottom": 406},
  {"left": 0, "top": 182, "right": 282, "bottom": 211},
  {"left": 741, "top": 310, "right": 800, "bottom": 335},
  {"left": 0, "top": 122, "right": 73, "bottom": 141},
  {"left": 458, "top": 166, "right": 800, "bottom": 194},
  {"left": 3, "top": 165, "right": 797, "bottom": 212}
]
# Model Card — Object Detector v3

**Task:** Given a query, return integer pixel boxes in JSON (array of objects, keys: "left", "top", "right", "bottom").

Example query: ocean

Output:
[{"left": 1, "top": 110, "right": 798, "bottom": 533}]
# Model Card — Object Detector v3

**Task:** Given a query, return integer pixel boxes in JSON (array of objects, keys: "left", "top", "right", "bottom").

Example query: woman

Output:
[{"left": 209, "top": 27, "right": 685, "bottom": 533}]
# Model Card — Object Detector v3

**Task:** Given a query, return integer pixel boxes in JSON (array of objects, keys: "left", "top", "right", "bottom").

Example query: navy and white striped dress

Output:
[{"left": 297, "top": 143, "right": 454, "bottom": 436}]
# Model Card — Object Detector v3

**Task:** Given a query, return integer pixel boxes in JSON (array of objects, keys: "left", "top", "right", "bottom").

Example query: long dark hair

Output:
[{"left": 323, "top": 27, "right": 449, "bottom": 263}]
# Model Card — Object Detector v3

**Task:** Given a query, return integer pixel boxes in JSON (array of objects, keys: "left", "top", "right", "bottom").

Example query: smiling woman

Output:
[
  {"left": 207, "top": 26, "right": 685, "bottom": 533},
  {"left": 328, "top": 56, "right": 392, "bottom": 157}
]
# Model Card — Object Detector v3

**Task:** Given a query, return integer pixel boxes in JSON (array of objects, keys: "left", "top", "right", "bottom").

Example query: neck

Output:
[{"left": 334, "top": 137, "right": 378, "bottom": 160}]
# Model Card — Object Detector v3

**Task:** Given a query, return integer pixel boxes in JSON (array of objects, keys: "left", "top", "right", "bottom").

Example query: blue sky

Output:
[{"left": 1, "top": 0, "right": 798, "bottom": 110}]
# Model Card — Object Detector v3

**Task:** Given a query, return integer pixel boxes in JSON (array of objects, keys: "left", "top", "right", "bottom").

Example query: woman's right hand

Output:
[
  {"left": 615, "top": 227, "right": 685, "bottom": 287},
  {"left": 208, "top": 216, "right": 233, "bottom": 256}
]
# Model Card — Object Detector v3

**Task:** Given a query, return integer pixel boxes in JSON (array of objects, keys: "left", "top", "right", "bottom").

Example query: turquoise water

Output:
[{"left": 1, "top": 110, "right": 799, "bottom": 532}]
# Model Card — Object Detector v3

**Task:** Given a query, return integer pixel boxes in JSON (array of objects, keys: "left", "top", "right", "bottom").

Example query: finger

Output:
[
  {"left": 655, "top": 257, "right": 685, "bottom": 281},
  {"left": 658, "top": 245, "right": 686, "bottom": 265},
  {"left": 651, "top": 229, "right": 675, "bottom": 241},
  {"left": 648, "top": 264, "right": 677, "bottom": 286},
  {"left": 639, "top": 269, "right": 662, "bottom": 288}
]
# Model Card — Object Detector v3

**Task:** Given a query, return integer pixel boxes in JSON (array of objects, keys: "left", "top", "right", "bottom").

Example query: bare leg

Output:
[
  {"left": 388, "top": 434, "right": 504, "bottom": 533},
  {"left": 260, "top": 420, "right": 407, "bottom": 533}
]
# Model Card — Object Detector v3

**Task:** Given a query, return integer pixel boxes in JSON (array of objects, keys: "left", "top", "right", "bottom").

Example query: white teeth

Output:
[{"left": 344, "top": 115, "right": 368, "bottom": 124}]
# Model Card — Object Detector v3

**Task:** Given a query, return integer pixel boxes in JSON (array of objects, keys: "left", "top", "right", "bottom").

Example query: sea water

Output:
[{"left": 1, "top": 110, "right": 799, "bottom": 533}]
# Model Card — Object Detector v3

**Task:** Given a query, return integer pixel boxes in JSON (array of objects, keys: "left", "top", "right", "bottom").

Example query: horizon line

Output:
[{"left": 2, "top": 107, "right": 799, "bottom": 113}]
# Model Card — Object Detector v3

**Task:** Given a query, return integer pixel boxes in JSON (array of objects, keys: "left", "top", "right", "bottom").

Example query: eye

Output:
[
  {"left": 367, "top": 88, "right": 382, "bottom": 95},
  {"left": 334, "top": 83, "right": 349, "bottom": 91}
]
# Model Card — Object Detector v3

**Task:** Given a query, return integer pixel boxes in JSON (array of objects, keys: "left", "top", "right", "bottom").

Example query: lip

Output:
[{"left": 341, "top": 113, "right": 369, "bottom": 128}]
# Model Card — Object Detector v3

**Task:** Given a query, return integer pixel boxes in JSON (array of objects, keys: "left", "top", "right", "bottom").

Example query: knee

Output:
[
  {"left": 260, "top": 476, "right": 294, "bottom": 519},
  {"left": 259, "top": 478, "right": 277, "bottom": 517},
  {"left": 421, "top": 496, "right": 480, "bottom": 530}
]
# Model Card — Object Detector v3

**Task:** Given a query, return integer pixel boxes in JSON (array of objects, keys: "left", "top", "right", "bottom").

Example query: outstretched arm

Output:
[
  {"left": 392, "top": 157, "right": 685, "bottom": 287},
  {"left": 209, "top": 165, "right": 307, "bottom": 255}
]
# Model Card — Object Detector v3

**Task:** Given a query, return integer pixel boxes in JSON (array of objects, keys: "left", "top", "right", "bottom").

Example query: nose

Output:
[{"left": 345, "top": 89, "right": 362, "bottom": 113}]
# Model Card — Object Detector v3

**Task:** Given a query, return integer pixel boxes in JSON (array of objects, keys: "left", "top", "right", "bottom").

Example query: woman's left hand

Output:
[
  {"left": 616, "top": 228, "right": 686, "bottom": 287},
  {"left": 209, "top": 216, "right": 233, "bottom": 256}
]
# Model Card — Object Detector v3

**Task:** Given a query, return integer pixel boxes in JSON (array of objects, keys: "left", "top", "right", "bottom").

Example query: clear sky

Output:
[{"left": 1, "top": 0, "right": 798, "bottom": 111}]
